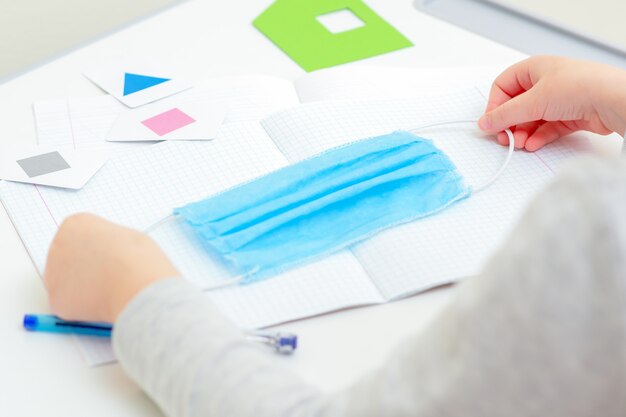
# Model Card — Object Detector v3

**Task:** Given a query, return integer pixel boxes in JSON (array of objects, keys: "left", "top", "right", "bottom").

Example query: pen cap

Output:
[
  {"left": 23, "top": 314, "right": 60, "bottom": 331},
  {"left": 23, "top": 314, "right": 39, "bottom": 331},
  {"left": 22, "top": 314, "right": 112, "bottom": 337}
]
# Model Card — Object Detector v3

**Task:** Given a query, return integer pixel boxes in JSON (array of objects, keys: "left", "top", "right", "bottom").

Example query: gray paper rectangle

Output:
[{"left": 17, "top": 151, "right": 71, "bottom": 178}]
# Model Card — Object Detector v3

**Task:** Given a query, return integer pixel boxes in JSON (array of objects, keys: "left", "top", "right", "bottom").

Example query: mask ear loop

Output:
[
  {"left": 144, "top": 214, "right": 175, "bottom": 233},
  {"left": 198, "top": 266, "right": 260, "bottom": 292},
  {"left": 407, "top": 120, "right": 514, "bottom": 193},
  {"left": 143, "top": 214, "right": 259, "bottom": 291}
]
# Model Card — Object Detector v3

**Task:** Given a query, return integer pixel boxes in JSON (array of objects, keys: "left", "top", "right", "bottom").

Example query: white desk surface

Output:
[{"left": 0, "top": 1, "right": 527, "bottom": 415}]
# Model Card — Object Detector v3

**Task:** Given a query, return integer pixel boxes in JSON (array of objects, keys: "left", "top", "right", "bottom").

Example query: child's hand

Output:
[
  {"left": 44, "top": 214, "right": 180, "bottom": 323},
  {"left": 479, "top": 56, "right": 626, "bottom": 151}
]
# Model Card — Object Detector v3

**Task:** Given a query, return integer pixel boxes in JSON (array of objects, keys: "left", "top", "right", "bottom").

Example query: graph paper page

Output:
[
  {"left": 33, "top": 75, "right": 301, "bottom": 154},
  {"left": 261, "top": 89, "right": 589, "bottom": 299},
  {"left": 0, "top": 121, "right": 380, "bottom": 365}
]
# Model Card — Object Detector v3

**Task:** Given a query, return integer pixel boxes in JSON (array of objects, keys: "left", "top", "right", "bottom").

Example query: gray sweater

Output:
[{"left": 113, "top": 156, "right": 626, "bottom": 417}]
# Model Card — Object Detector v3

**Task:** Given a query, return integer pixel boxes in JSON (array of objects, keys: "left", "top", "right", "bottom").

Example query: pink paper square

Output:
[{"left": 141, "top": 108, "right": 195, "bottom": 136}]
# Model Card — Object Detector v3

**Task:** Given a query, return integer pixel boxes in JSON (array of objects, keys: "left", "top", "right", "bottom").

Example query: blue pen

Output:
[{"left": 23, "top": 314, "right": 297, "bottom": 355}]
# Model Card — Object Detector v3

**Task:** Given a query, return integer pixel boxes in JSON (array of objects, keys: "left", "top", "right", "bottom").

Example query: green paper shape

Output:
[{"left": 253, "top": 0, "right": 413, "bottom": 72}]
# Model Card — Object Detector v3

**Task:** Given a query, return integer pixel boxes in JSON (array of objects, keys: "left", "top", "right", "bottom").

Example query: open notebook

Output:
[{"left": 1, "top": 68, "right": 587, "bottom": 364}]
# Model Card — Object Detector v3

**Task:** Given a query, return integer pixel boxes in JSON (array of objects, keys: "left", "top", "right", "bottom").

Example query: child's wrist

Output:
[
  {"left": 110, "top": 267, "right": 181, "bottom": 322},
  {"left": 593, "top": 71, "right": 626, "bottom": 136}
]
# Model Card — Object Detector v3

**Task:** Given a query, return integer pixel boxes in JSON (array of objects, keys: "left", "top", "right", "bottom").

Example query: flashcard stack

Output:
[
  {"left": 83, "top": 62, "right": 225, "bottom": 142},
  {"left": 9, "top": 63, "right": 227, "bottom": 190}
]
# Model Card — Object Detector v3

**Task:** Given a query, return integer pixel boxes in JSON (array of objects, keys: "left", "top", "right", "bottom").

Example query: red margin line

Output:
[
  {"left": 66, "top": 98, "right": 76, "bottom": 150},
  {"left": 535, "top": 152, "right": 555, "bottom": 174},
  {"left": 34, "top": 184, "right": 59, "bottom": 228}
]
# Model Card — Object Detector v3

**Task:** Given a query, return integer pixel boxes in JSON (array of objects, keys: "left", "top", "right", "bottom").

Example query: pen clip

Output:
[{"left": 247, "top": 331, "right": 298, "bottom": 355}]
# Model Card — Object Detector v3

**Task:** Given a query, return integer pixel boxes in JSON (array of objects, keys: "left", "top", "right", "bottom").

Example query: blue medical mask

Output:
[{"left": 173, "top": 130, "right": 474, "bottom": 284}]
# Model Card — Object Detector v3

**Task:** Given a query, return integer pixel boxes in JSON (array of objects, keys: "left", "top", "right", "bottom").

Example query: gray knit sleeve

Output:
[{"left": 114, "top": 156, "right": 626, "bottom": 417}]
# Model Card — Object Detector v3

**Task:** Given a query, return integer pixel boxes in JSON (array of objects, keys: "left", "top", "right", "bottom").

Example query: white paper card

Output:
[
  {"left": 0, "top": 145, "right": 107, "bottom": 189},
  {"left": 84, "top": 63, "right": 193, "bottom": 108},
  {"left": 106, "top": 98, "right": 226, "bottom": 142}
]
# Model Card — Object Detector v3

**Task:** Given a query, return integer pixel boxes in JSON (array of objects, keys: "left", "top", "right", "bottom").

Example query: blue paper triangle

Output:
[{"left": 123, "top": 73, "right": 170, "bottom": 96}]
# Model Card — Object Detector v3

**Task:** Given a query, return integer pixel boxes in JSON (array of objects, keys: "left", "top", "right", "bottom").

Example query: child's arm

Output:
[
  {"left": 479, "top": 56, "right": 626, "bottom": 151},
  {"left": 43, "top": 214, "right": 179, "bottom": 323},
  {"left": 45, "top": 157, "right": 626, "bottom": 417}
]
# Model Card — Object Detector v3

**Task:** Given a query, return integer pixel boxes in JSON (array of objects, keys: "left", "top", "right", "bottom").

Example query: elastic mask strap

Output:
[
  {"left": 143, "top": 214, "right": 258, "bottom": 292},
  {"left": 144, "top": 214, "right": 175, "bottom": 233},
  {"left": 199, "top": 266, "right": 260, "bottom": 292},
  {"left": 408, "top": 120, "right": 514, "bottom": 193}
]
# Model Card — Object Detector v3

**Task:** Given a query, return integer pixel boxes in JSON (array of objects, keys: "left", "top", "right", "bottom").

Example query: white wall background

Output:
[
  {"left": 491, "top": 0, "right": 626, "bottom": 50},
  {"left": 0, "top": 0, "right": 183, "bottom": 80}
]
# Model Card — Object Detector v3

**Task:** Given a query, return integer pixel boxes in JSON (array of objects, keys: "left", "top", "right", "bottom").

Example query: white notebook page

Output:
[
  {"left": 33, "top": 95, "right": 143, "bottom": 154},
  {"left": 5, "top": 86, "right": 588, "bottom": 364},
  {"left": 262, "top": 89, "right": 589, "bottom": 299},
  {"left": 0, "top": 121, "right": 379, "bottom": 321}
]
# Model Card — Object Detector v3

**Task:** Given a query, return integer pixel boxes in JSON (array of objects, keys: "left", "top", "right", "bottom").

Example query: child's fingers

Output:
[
  {"left": 495, "top": 122, "right": 542, "bottom": 147},
  {"left": 485, "top": 84, "right": 515, "bottom": 114},
  {"left": 512, "top": 121, "right": 542, "bottom": 149},
  {"left": 525, "top": 121, "right": 577, "bottom": 152},
  {"left": 485, "top": 59, "right": 536, "bottom": 113},
  {"left": 512, "top": 128, "right": 529, "bottom": 149},
  {"left": 496, "top": 131, "right": 510, "bottom": 146},
  {"left": 479, "top": 87, "right": 544, "bottom": 134}
]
